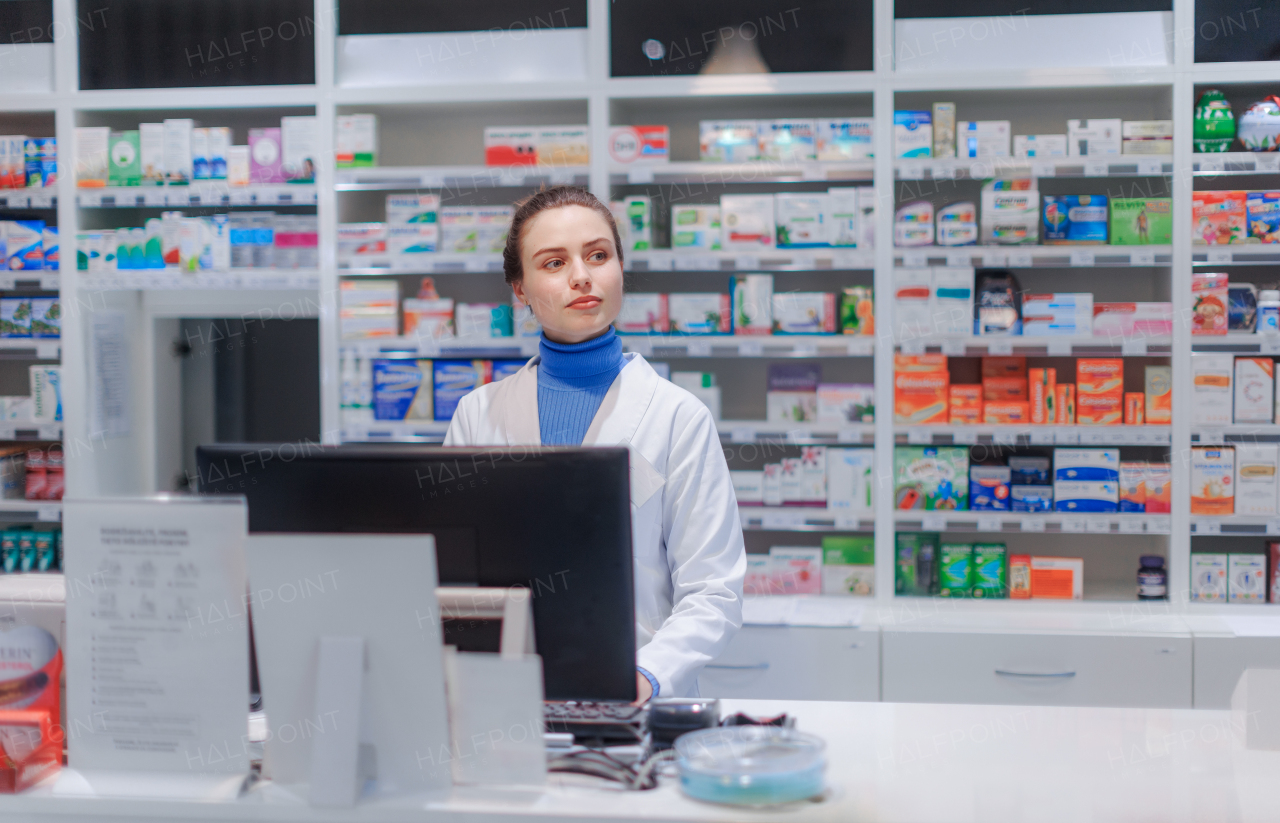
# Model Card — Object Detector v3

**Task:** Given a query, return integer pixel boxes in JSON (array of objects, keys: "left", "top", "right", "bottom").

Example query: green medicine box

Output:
[
  {"left": 971, "top": 543, "right": 1008, "bottom": 598},
  {"left": 939, "top": 544, "right": 973, "bottom": 597},
  {"left": 1109, "top": 198, "right": 1172, "bottom": 245}
]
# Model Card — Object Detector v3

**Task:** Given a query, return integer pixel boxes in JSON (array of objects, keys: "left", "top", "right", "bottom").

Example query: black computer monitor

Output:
[{"left": 196, "top": 443, "right": 636, "bottom": 702}]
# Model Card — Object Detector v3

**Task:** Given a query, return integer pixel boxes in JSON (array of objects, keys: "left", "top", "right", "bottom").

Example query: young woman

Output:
[{"left": 445, "top": 187, "right": 745, "bottom": 701}]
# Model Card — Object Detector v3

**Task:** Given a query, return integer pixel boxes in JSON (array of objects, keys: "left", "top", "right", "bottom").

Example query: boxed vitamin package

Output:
[
  {"left": 1076, "top": 358, "right": 1124, "bottom": 426},
  {"left": 720, "top": 194, "right": 775, "bottom": 250},
  {"left": 1043, "top": 195, "right": 1108, "bottom": 244},
  {"left": 1228, "top": 553, "right": 1267, "bottom": 603},
  {"left": 893, "top": 111, "right": 932, "bottom": 158},
  {"left": 935, "top": 201, "right": 978, "bottom": 247},
  {"left": 730, "top": 273, "right": 772, "bottom": 335},
  {"left": 1119, "top": 461, "right": 1147, "bottom": 512},
  {"left": 372, "top": 359, "right": 434, "bottom": 421},
  {"left": 766, "top": 363, "right": 820, "bottom": 423},
  {"left": 894, "top": 201, "right": 934, "bottom": 247},
  {"left": 336, "top": 114, "right": 378, "bottom": 167},
  {"left": 700, "top": 121, "right": 759, "bottom": 163},
  {"left": 980, "top": 182, "right": 1040, "bottom": 245},
  {"left": 957, "top": 121, "right": 1011, "bottom": 158},
  {"left": 817, "top": 118, "right": 874, "bottom": 161},
  {"left": 1145, "top": 365, "right": 1172, "bottom": 425},
  {"left": 1190, "top": 553, "right": 1228, "bottom": 602},
  {"left": 1247, "top": 191, "right": 1280, "bottom": 244},
  {"left": 1110, "top": 198, "right": 1173, "bottom": 245},
  {"left": 821, "top": 536, "right": 875, "bottom": 596},
  {"left": 826, "top": 188, "right": 860, "bottom": 247},
  {"left": 1234, "top": 444, "right": 1278, "bottom": 516},
  {"left": 1144, "top": 463, "right": 1171, "bottom": 512},
  {"left": 757, "top": 120, "right": 817, "bottom": 163},
  {"left": 1030, "top": 556, "right": 1083, "bottom": 600},
  {"left": 894, "top": 446, "right": 969, "bottom": 510},
  {"left": 668, "top": 293, "right": 730, "bottom": 334},
  {"left": 1192, "top": 191, "right": 1247, "bottom": 245},
  {"left": 1192, "top": 354, "right": 1233, "bottom": 425},
  {"left": 816, "top": 384, "right": 874, "bottom": 424},
  {"left": 432, "top": 360, "right": 491, "bottom": 421},
  {"left": 1191, "top": 447, "right": 1235, "bottom": 515},
  {"left": 1235, "top": 357, "right": 1274, "bottom": 423},
  {"left": 840, "top": 285, "right": 874, "bottom": 336},
  {"left": 1067, "top": 119, "right": 1121, "bottom": 156}
]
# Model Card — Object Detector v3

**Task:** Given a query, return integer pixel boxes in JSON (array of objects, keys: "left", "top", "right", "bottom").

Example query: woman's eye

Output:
[{"left": 544, "top": 259, "right": 563, "bottom": 269}]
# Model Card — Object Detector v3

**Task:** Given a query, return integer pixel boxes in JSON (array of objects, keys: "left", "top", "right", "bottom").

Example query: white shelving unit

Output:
[{"left": 1, "top": 0, "right": 1264, "bottom": 623}]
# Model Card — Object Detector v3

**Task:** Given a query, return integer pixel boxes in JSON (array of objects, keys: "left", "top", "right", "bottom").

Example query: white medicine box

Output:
[{"left": 1234, "top": 357, "right": 1274, "bottom": 424}]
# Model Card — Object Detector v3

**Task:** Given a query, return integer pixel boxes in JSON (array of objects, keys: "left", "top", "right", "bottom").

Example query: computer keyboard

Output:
[{"left": 543, "top": 701, "right": 646, "bottom": 743}]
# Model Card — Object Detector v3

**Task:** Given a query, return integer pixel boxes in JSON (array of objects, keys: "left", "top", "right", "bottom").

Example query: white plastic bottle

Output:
[{"left": 1259, "top": 290, "right": 1280, "bottom": 336}]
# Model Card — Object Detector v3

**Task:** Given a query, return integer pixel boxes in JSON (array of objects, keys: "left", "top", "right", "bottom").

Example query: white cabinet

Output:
[
  {"left": 698, "top": 625, "right": 879, "bottom": 701},
  {"left": 882, "top": 630, "right": 1192, "bottom": 709},
  {"left": 1193, "top": 636, "right": 1280, "bottom": 709}
]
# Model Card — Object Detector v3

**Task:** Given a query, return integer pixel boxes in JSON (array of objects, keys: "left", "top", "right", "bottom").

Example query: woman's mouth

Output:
[{"left": 567, "top": 296, "right": 601, "bottom": 310}]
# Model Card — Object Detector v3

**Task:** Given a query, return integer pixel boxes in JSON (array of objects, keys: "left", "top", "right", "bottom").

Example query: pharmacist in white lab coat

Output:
[{"left": 444, "top": 186, "right": 745, "bottom": 700}]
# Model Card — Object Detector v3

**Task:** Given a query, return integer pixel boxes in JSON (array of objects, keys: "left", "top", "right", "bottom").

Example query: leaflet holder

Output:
[{"left": 435, "top": 587, "right": 546, "bottom": 787}]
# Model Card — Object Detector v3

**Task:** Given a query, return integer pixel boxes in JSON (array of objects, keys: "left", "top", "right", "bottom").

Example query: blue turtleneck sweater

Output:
[{"left": 536, "top": 328, "right": 625, "bottom": 447}]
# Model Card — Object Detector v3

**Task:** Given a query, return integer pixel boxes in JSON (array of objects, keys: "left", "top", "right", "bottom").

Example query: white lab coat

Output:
[{"left": 443, "top": 352, "right": 746, "bottom": 697}]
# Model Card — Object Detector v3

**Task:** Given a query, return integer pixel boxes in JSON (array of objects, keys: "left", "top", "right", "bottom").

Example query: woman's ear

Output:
[{"left": 511, "top": 280, "right": 528, "bottom": 306}]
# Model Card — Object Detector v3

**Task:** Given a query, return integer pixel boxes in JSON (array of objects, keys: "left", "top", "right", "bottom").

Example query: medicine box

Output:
[
  {"left": 720, "top": 194, "right": 775, "bottom": 250},
  {"left": 1192, "top": 191, "right": 1247, "bottom": 245},
  {"left": 1030, "top": 556, "right": 1083, "bottom": 600},
  {"left": 671, "top": 205, "right": 721, "bottom": 250},
  {"left": 763, "top": 464, "right": 783, "bottom": 506},
  {"left": 780, "top": 459, "right": 801, "bottom": 506},
  {"left": 893, "top": 111, "right": 932, "bottom": 158},
  {"left": 894, "top": 368, "right": 949, "bottom": 425},
  {"left": 932, "top": 104, "right": 955, "bottom": 159},
  {"left": 607, "top": 125, "right": 668, "bottom": 163},
  {"left": 1022, "top": 293, "right": 1093, "bottom": 336},
  {"left": 949, "top": 384, "right": 982, "bottom": 425},
  {"left": 1011, "top": 485, "right": 1053, "bottom": 512},
  {"left": 772, "top": 292, "right": 837, "bottom": 334},
  {"left": 1191, "top": 447, "right": 1235, "bottom": 515},
  {"left": 969, "top": 466, "right": 1011, "bottom": 511},
  {"left": 816, "top": 384, "right": 874, "bottom": 424},
  {"left": 769, "top": 547, "right": 822, "bottom": 595},
  {"left": 1145, "top": 365, "right": 1172, "bottom": 424},
  {"left": 699, "top": 121, "right": 758, "bottom": 163},
  {"left": 372, "top": 359, "right": 434, "bottom": 421},
  {"left": 932, "top": 267, "right": 974, "bottom": 336},
  {"left": 1246, "top": 191, "right": 1280, "bottom": 244},
  {"left": 1234, "top": 444, "right": 1278, "bottom": 516},
  {"left": 0, "top": 297, "right": 31, "bottom": 337},
  {"left": 1190, "top": 554, "right": 1227, "bottom": 602},
  {"left": 798, "top": 446, "right": 827, "bottom": 505},
  {"left": 1235, "top": 357, "right": 1274, "bottom": 423},
  {"left": 336, "top": 114, "right": 378, "bottom": 167},
  {"left": 482, "top": 127, "right": 537, "bottom": 166},
  {"left": 1067, "top": 119, "right": 1121, "bottom": 156},
  {"left": 1192, "top": 354, "right": 1233, "bottom": 425},
  {"left": 535, "top": 126, "right": 590, "bottom": 166},
  {"left": 28, "top": 297, "right": 57, "bottom": 338},
  {"left": 4, "top": 220, "right": 43, "bottom": 271},
  {"left": 1054, "top": 448, "right": 1120, "bottom": 482},
  {"left": 281, "top": 117, "right": 316, "bottom": 181},
  {"left": 827, "top": 448, "right": 874, "bottom": 512},
  {"left": 893, "top": 268, "right": 932, "bottom": 339},
  {"left": 1228, "top": 554, "right": 1267, "bottom": 603},
  {"left": 74, "top": 127, "right": 109, "bottom": 187},
  {"left": 616, "top": 293, "right": 668, "bottom": 334},
  {"left": 731, "top": 273, "right": 773, "bottom": 335},
  {"left": 935, "top": 202, "right": 977, "bottom": 247},
  {"left": 775, "top": 193, "right": 828, "bottom": 248},
  {"left": 1043, "top": 195, "right": 1108, "bottom": 245},
  {"left": 817, "top": 118, "right": 873, "bottom": 161},
  {"left": 731, "top": 471, "right": 764, "bottom": 506},
  {"left": 1119, "top": 461, "right": 1146, "bottom": 513},
  {"left": 1144, "top": 463, "right": 1171, "bottom": 512},
  {"left": 757, "top": 120, "right": 817, "bottom": 163},
  {"left": 894, "top": 201, "right": 934, "bottom": 247},
  {"left": 744, "top": 555, "right": 771, "bottom": 595},
  {"left": 107, "top": 131, "right": 140, "bottom": 187},
  {"left": 821, "top": 536, "right": 875, "bottom": 596},
  {"left": 1076, "top": 358, "right": 1124, "bottom": 426},
  {"left": 248, "top": 127, "right": 283, "bottom": 184},
  {"left": 971, "top": 544, "right": 1007, "bottom": 598},
  {"left": 938, "top": 544, "right": 972, "bottom": 597},
  {"left": 432, "top": 360, "right": 490, "bottom": 421},
  {"left": 668, "top": 293, "right": 730, "bottom": 334},
  {"left": 1110, "top": 198, "right": 1173, "bottom": 245},
  {"left": 1013, "top": 134, "right": 1067, "bottom": 157},
  {"left": 894, "top": 446, "right": 968, "bottom": 510},
  {"left": 957, "top": 121, "right": 1011, "bottom": 158},
  {"left": 983, "top": 377, "right": 1027, "bottom": 401},
  {"left": 1009, "top": 457, "right": 1050, "bottom": 487},
  {"left": 980, "top": 186, "right": 1040, "bottom": 245},
  {"left": 827, "top": 189, "right": 859, "bottom": 248}
]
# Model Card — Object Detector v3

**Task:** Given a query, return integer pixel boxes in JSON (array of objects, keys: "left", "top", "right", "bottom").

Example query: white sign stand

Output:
[
  {"left": 57, "top": 496, "right": 252, "bottom": 801},
  {"left": 245, "top": 533, "right": 452, "bottom": 804}
]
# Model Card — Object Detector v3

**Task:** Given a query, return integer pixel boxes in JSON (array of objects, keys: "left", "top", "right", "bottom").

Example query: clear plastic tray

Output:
[{"left": 675, "top": 725, "right": 826, "bottom": 806}]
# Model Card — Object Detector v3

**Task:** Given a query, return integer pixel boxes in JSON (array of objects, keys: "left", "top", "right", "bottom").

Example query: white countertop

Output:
[{"left": 3, "top": 699, "right": 1278, "bottom": 822}]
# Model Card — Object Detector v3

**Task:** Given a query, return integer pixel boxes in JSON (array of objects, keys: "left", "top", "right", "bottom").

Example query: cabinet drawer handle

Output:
[
  {"left": 705, "top": 663, "right": 770, "bottom": 671},
  {"left": 995, "top": 669, "right": 1076, "bottom": 679}
]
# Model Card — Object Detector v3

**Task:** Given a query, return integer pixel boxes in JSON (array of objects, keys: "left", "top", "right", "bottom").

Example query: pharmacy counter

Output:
[{"left": 4, "top": 698, "right": 1279, "bottom": 823}]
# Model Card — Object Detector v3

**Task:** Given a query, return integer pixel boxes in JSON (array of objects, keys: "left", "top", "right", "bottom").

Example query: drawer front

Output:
[
  {"left": 882, "top": 631, "right": 1192, "bottom": 709},
  {"left": 698, "top": 626, "right": 879, "bottom": 701},
  {"left": 1194, "top": 636, "right": 1280, "bottom": 709}
]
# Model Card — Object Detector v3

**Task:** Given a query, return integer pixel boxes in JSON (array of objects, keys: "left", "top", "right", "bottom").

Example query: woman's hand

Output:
[{"left": 634, "top": 670, "right": 654, "bottom": 705}]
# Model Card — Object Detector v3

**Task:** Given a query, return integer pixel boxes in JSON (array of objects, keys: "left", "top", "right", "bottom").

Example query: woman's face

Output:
[{"left": 512, "top": 205, "right": 623, "bottom": 344}]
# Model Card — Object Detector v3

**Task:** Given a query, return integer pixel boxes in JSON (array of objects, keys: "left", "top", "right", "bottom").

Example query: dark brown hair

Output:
[{"left": 502, "top": 186, "right": 623, "bottom": 286}]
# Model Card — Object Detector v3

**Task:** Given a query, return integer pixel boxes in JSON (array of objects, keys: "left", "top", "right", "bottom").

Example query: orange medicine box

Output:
[
  {"left": 982, "top": 356, "right": 1027, "bottom": 378},
  {"left": 1145, "top": 365, "right": 1171, "bottom": 425},
  {"left": 983, "top": 376, "right": 1028, "bottom": 401},
  {"left": 1030, "top": 556, "right": 1083, "bottom": 600},
  {"left": 949, "top": 384, "right": 983, "bottom": 424},
  {"left": 895, "top": 354, "right": 949, "bottom": 372},
  {"left": 1124, "top": 393, "right": 1145, "bottom": 425},
  {"left": 1009, "top": 554, "right": 1031, "bottom": 599},
  {"left": 984, "top": 401, "right": 1030, "bottom": 424},
  {"left": 1029, "top": 368, "right": 1057, "bottom": 424},
  {"left": 1056, "top": 384, "right": 1075, "bottom": 424},
  {"left": 895, "top": 369, "right": 950, "bottom": 424},
  {"left": 1077, "top": 358, "right": 1124, "bottom": 425}
]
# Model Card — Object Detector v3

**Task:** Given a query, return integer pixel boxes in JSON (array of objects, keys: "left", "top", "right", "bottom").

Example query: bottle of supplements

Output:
[
  {"left": 1258, "top": 290, "right": 1280, "bottom": 335},
  {"left": 1137, "top": 555, "right": 1167, "bottom": 601}
]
